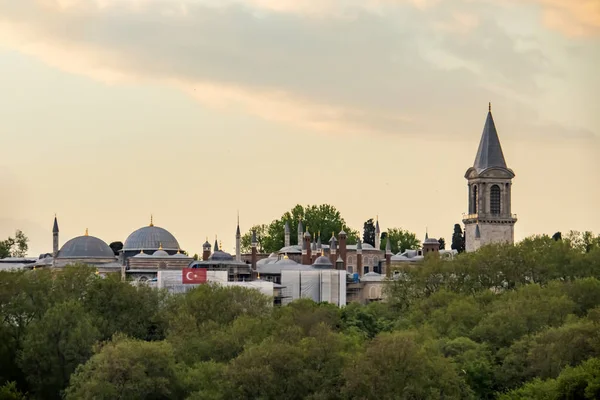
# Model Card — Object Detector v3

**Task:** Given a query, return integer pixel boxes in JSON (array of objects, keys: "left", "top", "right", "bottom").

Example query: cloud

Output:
[
  {"left": 527, "top": 0, "right": 600, "bottom": 37},
  {"left": 0, "top": 0, "right": 589, "bottom": 137}
]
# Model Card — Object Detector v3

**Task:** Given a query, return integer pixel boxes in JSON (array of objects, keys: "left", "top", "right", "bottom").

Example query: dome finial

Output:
[
  {"left": 85, "top": 228, "right": 88, "bottom": 236},
  {"left": 177, "top": 247, "right": 181, "bottom": 254},
  {"left": 150, "top": 214, "right": 154, "bottom": 227},
  {"left": 140, "top": 248, "right": 145, "bottom": 254},
  {"left": 159, "top": 242, "right": 163, "bottom": 250},
  {"left": 489, "top": 102, "right": 491, "bottom": 112}
]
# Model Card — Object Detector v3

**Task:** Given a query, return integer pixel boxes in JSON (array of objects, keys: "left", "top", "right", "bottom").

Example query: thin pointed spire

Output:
[
  {"left": 150, "top": 214, "right": 154, "bottom": 227},
  {"left": 473, "top": 103, "right": 507, "bottom": 172},
  {"left": 214, "top": 236, "right": 219, "bottom": 251},
  {"left": 159, "top": 242, "right": 163, "bottom": 250},
  {"left": 236, "top": 211, "right": 241, "bottom": 236},
  {"left": 85, "top": 228, "right": 88, "bottom": 236},
  {"left": 52, "top": 214, "right": 59, "bottom": 233}
]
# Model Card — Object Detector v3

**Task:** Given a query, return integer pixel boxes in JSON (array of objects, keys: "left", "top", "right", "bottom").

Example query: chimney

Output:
[
  {"left": 202, "top": 239, "right": 211, "bottom": 261},
  {"left": 251, "top": 229, "right": 258, "bottom": 270},
  {"left": 338, "top": 229, "right": 347, "bottom": 271},
  {"left": 356, "top": 237, "right": 363, "bottom": 276},
  {"left": 329, "top": 233, "right": 337, "bottom": 265}
]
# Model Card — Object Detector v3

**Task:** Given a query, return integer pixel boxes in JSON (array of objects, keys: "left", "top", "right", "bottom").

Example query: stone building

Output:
[{"left": 463, "top": 104, "right": 517, "bottom": 252}]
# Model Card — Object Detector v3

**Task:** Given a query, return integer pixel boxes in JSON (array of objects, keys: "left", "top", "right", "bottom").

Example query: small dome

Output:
[
  {"left": 134, "top": 251, "right": 150, "bottom": 258},
  {"left": 208, "top": 250, "right": 234, "bottom": 261},
  {"left": 57, "top": 235, "right": 114, "bottom": 259},
  {"left": 124, "top": 225, "right": 179, "bottom": 251},
  {"left": 172, "top": 252, "right": 188, "bottom": 258},
  {"left": 152, "top": 249, "right": 170, "bottom": 257},
  {"left": 312, "top": 255, "right": 333, "bottom": 269}
]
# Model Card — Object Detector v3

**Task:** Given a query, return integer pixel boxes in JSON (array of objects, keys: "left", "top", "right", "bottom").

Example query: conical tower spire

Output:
[{"left": 473, "top": 103, "right": 507, "bottom": 172}]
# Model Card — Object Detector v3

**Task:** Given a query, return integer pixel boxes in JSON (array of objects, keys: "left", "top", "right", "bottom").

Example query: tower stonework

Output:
[{"left": 463, "top": 104, "right": 517, "bottom": 252}]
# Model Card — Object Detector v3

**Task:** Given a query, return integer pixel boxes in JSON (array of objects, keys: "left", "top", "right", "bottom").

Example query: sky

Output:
[{"left": 0, "top": 0, "right": 599, "bottom": 256}]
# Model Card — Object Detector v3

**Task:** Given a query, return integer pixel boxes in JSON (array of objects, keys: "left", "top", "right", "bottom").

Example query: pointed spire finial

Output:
[
  {"left": 177, "top": 247, "right": 181, "bottom": 254},
  {"left": 140, "top": 249, "right": 145, "bottom": 254},
  {"left": 489, "top": 102, "right": 491, "bottom": 112},
  {"left": 150, "top": 214, "right": 154, "bottom": 227},
  {"left": 85, "top": 228, "right": 88, "bottom": 236},
  {"left": 159, "top": 242, "right": 163, "bottom": 250}
]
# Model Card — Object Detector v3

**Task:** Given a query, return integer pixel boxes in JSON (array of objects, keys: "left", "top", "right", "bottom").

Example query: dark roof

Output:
[
  {"left": 313, "top": 255, "right": 333, "bottom": 269},
  {"left": 209, "top": 250, "right": 234, "bottom": 261},
  {"left": 57, "top": 235, "right": 115, "bottom": 259},
  {"left": 473, "top": 109, "right": 508, "bottom": 172},
  {"left": 124, "top": 226, "right": 180, "bottom": 251},
  {"left": 53, "top": 217, "right": 59, "bottom": 233}
]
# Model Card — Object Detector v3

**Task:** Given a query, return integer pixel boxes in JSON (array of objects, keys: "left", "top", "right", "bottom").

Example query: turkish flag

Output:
[{"left": 182, "top": 268, "right": 207, "bottom": 284}]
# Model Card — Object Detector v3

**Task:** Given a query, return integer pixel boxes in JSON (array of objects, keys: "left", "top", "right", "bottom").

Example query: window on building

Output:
[
  {"left": 373, "top": 265, "right": 381, "bottom": 274},
  {"left": 364, "top": 266, "right": 369, "bottom": 274},
  {"left": 490, "top": 184, "right": 501, "bottom": 214},
  {"left": 472, "top": 185, "right": 478, "bottom": 214},
  {"left": 347, "top": 266, "right": 353, "bottom": 273}
]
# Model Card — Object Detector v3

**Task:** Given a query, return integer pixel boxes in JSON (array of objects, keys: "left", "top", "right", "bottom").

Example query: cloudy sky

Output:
[{"left": 0, "top": 0, "right": 598, "bottom": 255}]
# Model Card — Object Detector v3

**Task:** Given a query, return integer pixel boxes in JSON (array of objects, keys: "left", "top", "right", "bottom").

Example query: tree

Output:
[
  {"left": 552, "top": 232, "right": 562, "bottom": 241},
  {"left": 18, "top": 301, "right": 100, "bottom": 399},
  {"left": 439, "top": 237, "right": 446, "bottom": 250},
  {"left": 65, "top": 335, "right": 183, "bottom": 400},
  {"left": 384, "top": 228, "right": 421, "bottom": 253},
  {"left": 241, "top": 205, "right": 358, "bottom": 254},
  {"left": 363, "top": 218, "right": 376, "bottom": 247},
  {"left": 108, "top": 241, "right": 123, "bottom": 256},
  {"left": 240, "top": 224, "right": 268, "bottom": 253},
  {"left": 0, "top": 230, "right": 29, "bottom": 258},
  {"left": 343, "top": 331, "right": 473, "bottom": 399},
  {"left": 451, "top": 224, "right": 465, "bottom": 253}
]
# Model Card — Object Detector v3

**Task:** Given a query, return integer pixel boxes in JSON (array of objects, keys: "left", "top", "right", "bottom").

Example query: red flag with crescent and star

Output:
[{"left": 182, "top": 268, "right": 207, "bottom": 284}]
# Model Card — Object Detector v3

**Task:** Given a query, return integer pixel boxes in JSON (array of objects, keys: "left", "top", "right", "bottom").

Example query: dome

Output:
[
  {"left": 208, "top": 250, "right": 234, "bottom": 261},
  {"left": 152, "top": 249, "right": 170, "bottom": 257},
  {"left": 424, "top": 238, "right": 439, "bottom": 244},
  {"left": 134, "top": 250, "right": 150, "bottom": 258},
  {"left": 124, "top": 226, "right": 179, "bottom": 251},
  {"left": 57, "top": 235, "right": 115, "bottom": 259},
  {"left": 312, "top": 255, "right": 333, "bottom": 269}
]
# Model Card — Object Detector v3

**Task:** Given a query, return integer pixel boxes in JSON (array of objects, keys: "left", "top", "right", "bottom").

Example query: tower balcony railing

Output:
[{"left": 462, "top": 212, "right": 517, "bottom": 220}]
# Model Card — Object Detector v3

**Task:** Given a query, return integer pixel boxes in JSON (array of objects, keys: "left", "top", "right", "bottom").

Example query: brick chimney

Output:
[
  {"left": 338, "top": 229, "right": 347, "bottom": 271},
  {"left": 202, "top": 239, "right": 211, "bottom": 261}
]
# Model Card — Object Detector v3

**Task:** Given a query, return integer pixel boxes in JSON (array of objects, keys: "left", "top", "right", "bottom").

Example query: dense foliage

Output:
[
  {"left": 241, "top": 204, "right": 360, "bottom": 253},
  {"left": 1, "top": 231, "right": 600, "bottom": 399},
  {"left": 0, "top": 230, "right": 28, "bottom": 258}
]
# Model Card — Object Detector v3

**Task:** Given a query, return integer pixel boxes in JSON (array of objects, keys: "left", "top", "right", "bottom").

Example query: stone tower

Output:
[
  {"left": 463, "top": 103, "right": 517, "bottom": 252},
  {"left": 52, "top": 215, "right": 59, "bottom": 257},
  {"left": 284, "top": 220, "right": 290, "bottom": 247}
]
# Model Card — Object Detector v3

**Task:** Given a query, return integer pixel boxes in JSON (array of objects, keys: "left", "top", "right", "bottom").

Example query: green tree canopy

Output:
[
  {"left": 0, "top": 230, "right": 28, "bottom": 258},
  {"left": 241, "top": 204, "right": 359, "bottom": 254},
  {"left": 65, "top": 335, "right": 183, "bottom": 400},
  {"left": 383, "top": 227, "right": 421, "bottom": 253}
]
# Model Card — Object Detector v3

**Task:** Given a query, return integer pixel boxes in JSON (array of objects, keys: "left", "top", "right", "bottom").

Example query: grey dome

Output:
[
  {"left": 124, "top": 226, "right": 179, "bottom": 251},
  {"left": 209, "top": 250, "right": 234, "bottom": 261},
  {"left": 57, "top": 235, "right": 115, "bottom": 259},
  {"left": 313, "top": 255, "right": 333, "bottom": 269},
  {"left": 152, "top": 249, "right": 170, "bottom": 257}
]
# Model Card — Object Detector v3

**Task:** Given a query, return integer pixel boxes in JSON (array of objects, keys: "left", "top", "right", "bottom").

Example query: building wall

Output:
[{"left": 465, "top": 222, "right": 514, "bottom": 252}]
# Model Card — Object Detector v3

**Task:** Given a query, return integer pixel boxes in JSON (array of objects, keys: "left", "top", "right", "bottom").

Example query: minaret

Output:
[
  {"left": 463, "top": 103, "right": 517, "bottom": 252},
  {"left": 284, "top": 220, "right": 291, "bottom": 248},
  {"left": 316, "top": 232, "right": 322, "bottom": 253},
  {"left": 235, "top": 213, "right": 241, "bottom": 262},
  {"left": 301, "top": 234, "right": 308, "bottom": 264},
  {"left": 52, "top": 215, "right": 59, "bottom": 257},
  {"left": 311, "top": 235, "right": 317, "bottom": 263},
  {"left": 214, "top": 237, "right": 219, "bottom": 252},
  {"left": 375, "top": 216, "right": 381, "bottom": 250},
  {"left": 297, "top": 219, "right": 303, "bottom": 247}
]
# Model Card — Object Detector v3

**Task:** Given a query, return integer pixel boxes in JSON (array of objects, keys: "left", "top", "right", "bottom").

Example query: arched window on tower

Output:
[
  {"left": 472, "top": 185, "right": 478, "bottom": 214},
  {"left": 490, "top": 185, "right": 501, "bottom": 215}
]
